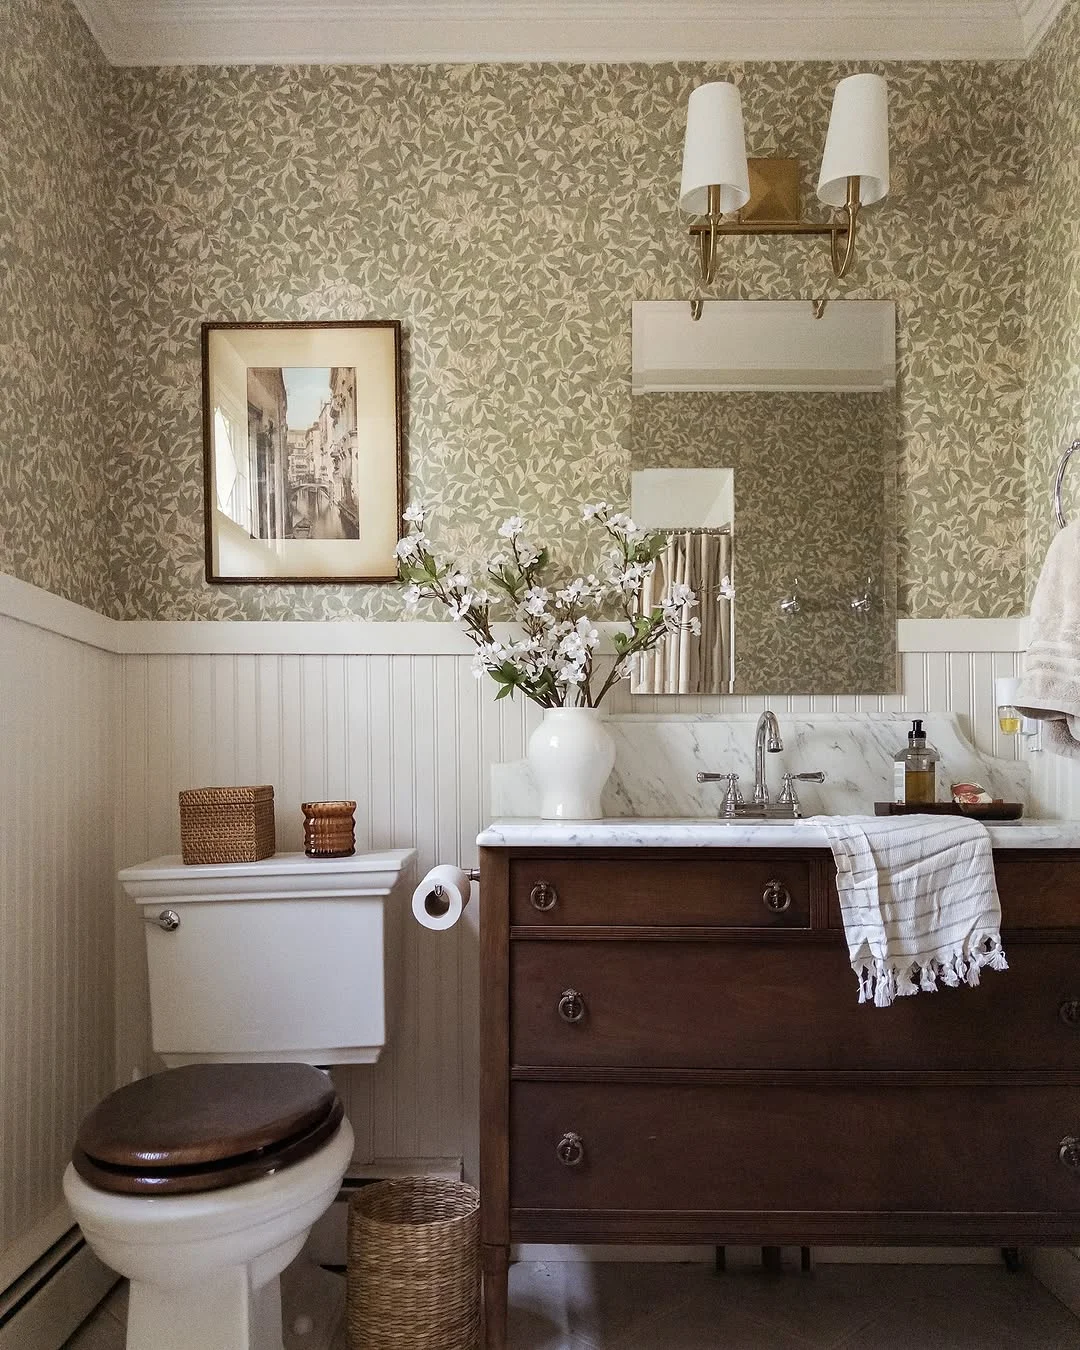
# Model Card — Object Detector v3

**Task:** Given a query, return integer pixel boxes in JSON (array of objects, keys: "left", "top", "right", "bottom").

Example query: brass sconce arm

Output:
[
  {"left": 830, "top": 176, "right": 861, "bottom": 280},
  {"left": 689, "top": 172, "right": 863, "bottom": 284}
]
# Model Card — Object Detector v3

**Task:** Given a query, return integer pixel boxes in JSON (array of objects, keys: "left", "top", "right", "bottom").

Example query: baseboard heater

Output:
[{"left": 0, "top": 1227, "right": 115, "bottom": 1350}]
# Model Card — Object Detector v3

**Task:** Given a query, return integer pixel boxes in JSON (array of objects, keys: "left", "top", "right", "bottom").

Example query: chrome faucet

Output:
[
  {"left": 753, "top": 710, "right": 783, "bottom": 806},
  {"left": 696, "top": 710, "right": 826, "bottom": 818}
]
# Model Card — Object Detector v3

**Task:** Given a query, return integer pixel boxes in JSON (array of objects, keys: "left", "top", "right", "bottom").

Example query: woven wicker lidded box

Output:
[{"left": 178, "top": 786, "right": 276, "bottom": 865}]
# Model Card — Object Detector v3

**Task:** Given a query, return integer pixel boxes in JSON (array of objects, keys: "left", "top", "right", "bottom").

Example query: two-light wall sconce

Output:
[{"left": 680, "top": 73, "right": 890, "bottom": 285}]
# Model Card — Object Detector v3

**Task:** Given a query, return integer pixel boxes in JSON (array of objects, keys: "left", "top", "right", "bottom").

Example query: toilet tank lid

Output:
[{"left": 118, "top": 847, "right": 416, "bottom": 902}]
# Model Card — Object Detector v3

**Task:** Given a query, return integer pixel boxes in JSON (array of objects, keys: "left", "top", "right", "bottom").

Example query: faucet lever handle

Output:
[{"left": 721, "top": 773, "right": 742, "bottom": 818}]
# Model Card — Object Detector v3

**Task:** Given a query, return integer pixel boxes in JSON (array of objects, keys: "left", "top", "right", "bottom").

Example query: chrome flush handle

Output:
[{"left": 145, "top": 909, "right": 180, "bottom": 932}]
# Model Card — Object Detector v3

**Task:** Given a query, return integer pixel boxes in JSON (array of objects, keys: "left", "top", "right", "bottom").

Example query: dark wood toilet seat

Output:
[{"left": 72, "top": 1062, "right": 344, "bottom": 1195}]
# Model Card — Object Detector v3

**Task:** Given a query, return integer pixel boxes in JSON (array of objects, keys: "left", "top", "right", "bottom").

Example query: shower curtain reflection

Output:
[{"left": 634, "top": 528, "right": 733, "bottom": 694}]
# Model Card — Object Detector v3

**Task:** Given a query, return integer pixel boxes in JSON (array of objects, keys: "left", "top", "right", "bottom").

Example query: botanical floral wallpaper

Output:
[
  {"left": 1, "top": 3, "right": 1045, "bottom": 625},
  {"left": 0, "top": 0, "right": 114, "bottom": 610},
  {"left": 100, "top": 56, "right": 1030, "bottom": 622},
  {"left": 633, "top": 391, "right": 895, "bottom": 693},
  {"left": 1024, "top": 0, "right": 1080, "bottom": 594}
]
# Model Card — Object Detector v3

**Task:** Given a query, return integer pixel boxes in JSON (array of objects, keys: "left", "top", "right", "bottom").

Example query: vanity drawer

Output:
[
  {"left": 510, "top": 1081, "right": 1080, "bottom": 1216},
  {"left": 827, "top": 858, "right": 1080, "bottom": 931},
  {"left": 995, "top": 859, "right": 1080, "bottom": 927},
  {"left": 511, "top": 941, "right": 1080, "bottom": 1071},
  {"left": 509, "top": 858, "right": 811, "bottom": 928}
]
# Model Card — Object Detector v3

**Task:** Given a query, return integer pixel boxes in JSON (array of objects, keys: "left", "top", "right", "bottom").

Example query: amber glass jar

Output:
[{"left": 301, "top": 800, "right": 356, "bottom": 857}]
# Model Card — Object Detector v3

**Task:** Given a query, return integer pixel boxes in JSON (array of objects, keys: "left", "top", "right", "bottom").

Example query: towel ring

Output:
[{"left": 1054, "top": 439, "right": 1080, "bottom": 529}]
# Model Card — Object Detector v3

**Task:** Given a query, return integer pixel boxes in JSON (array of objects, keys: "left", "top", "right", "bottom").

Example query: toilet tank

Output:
[{"left": 118, "top": 850, "right": 415, "bottom": 1068}]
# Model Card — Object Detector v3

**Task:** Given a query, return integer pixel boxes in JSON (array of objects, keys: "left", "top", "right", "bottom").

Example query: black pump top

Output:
[{"left": 909, "top": 719, "right": 926, "bottom": 742}]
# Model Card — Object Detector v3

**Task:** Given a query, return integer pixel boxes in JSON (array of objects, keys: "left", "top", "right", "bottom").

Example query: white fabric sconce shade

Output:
[
  {"left": 679, "top": 81, "right": 751, "bottom": 216},
  {"left": 817, "top": 72, "right": 890, "bottom": 207}
]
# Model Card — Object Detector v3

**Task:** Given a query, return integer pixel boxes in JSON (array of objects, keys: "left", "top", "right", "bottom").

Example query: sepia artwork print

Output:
[
  {"left": 246, "top": 366, "right": 359, "bottom": 541},
  {"left": 202, "top": 321, "right": 403, "bottom": 583}
]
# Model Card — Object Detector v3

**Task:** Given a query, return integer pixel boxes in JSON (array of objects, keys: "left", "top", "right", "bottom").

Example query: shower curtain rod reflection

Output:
[{"left": 656, "top": 525, "right": 732, "bottom": 535}]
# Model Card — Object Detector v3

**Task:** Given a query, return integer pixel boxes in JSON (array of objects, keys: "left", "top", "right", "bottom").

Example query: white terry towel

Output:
[
  {"left": 1015, "top": 518, "right": 1080, "bottom": 758},
  {"left": 820, "top": 815, "right": 1007, "bottom": 1007}
]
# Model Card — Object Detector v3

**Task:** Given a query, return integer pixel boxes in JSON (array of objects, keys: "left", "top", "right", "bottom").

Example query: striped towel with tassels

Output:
[{"left": 819, "top": 814, "right": 1008, "bottom": 1007}]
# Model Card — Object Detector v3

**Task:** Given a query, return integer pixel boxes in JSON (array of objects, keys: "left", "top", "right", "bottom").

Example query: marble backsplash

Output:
[{"left": 491, "top": 713, "right": 1030, "bottom": 818}]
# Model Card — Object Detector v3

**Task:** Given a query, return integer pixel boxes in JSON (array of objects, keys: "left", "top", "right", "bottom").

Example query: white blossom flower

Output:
[
  {"left": 581, "top": 502, "right": 610, "bottom": 521},
  {"left": 497, "top": 516, "right": 524, "bottom": 539},
  {"left": 665, "top": 582, "right": 697, "bottom": 609},
  {"left": 556, "top": 577, "right": 587, "bottom": 605},
  {"left": 575, "top": 617, "right": 600, "bottom": 648},
  {"left": 523, "top": 586, "right": 550, "bottom": 616},
  {"left": 402, "top": 503, "right": 426, "bottom": 524},
  {"left": 557, "top": 663, "right": 587, "bottom": 684},
  {"left": 394, "top": 535, "right": 422, "bottom": 560},
  {"left": 448, "top": 592, "right": 477, "bottom": 620},
  {"left": 516, "top": 540, "right": 541, "bottom": 568},
  {"left": 447, "top": 571, "right": 471, "bottom": 589},
  {"left": 606, "top": 513, "right": 637, "bottom": 535},
  {"left": 718, "top": 574, "right": 735, "bottom": 599},
  {"left": 403, "top": 583, "right": 424, "bottom": 608}
]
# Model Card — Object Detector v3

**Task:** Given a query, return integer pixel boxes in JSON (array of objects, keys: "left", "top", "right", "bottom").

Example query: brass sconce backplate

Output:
[{"left": 741, "top": 158, "right": 801, "bottom": 225}]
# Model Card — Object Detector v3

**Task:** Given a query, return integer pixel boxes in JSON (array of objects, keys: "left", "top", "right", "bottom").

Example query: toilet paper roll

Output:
[{"left": 412, "top": 864, "right": 473, "bottom": 931}]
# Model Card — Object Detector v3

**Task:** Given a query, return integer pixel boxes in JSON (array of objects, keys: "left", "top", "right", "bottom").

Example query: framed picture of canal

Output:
[{"left": 201, "top": 320, "right": 404, "bottom": 583}]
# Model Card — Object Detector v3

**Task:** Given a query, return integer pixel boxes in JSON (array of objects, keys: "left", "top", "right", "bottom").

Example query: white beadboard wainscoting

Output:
[
  {"left": 0, "top": 610, "right": 118, "bottom": 1306},
  {"left": 115, "top": 629, "right": 1044, "bottom": 1183},
  {"left": 2, "top": 571, "right": 1077, "bottom": 1225}
]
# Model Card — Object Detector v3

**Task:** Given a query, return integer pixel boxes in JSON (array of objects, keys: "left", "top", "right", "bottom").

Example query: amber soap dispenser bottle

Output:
[{"left": 893, "top": 719, "right": 939, "bottom": 805}]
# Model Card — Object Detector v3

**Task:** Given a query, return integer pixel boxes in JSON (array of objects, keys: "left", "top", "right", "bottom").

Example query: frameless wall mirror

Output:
[{"left": 630, "top": 299, "right": 897, "bottom": 695}]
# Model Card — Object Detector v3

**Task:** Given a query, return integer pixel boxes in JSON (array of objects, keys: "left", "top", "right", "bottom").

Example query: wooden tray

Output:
[{"left": 874, "top": 801, "right": 1024, "bottom": 820}]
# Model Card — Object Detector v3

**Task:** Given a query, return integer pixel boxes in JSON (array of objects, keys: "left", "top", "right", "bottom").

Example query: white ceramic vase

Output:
[{"left": 527, "top": 706, "right": 616, "bottom": 820}]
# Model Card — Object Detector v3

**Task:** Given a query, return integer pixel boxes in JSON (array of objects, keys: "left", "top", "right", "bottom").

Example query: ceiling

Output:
[{"left": 73, "top": 0, "right": 1066, "bottom": 66}]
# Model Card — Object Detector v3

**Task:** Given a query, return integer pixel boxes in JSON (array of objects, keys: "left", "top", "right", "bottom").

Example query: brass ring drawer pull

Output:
[
  {"left": 1059, "top": 999, "right": 1080, "bottom": 1027},
  {"left": 530, "top": 881, "right": 558, "bottom": 911},
  {"left": 558, "top": 989, "right": 586, "bottom": 1023},
  {"left": 556, "top": 1132, "right": 585, "bottom": 1167},
  {"left": 762, "top": 880, "right": 792, "bottom": 913},
  {"left": 1060, "top": 1137, "right": 1080, "bottom": 1171}
]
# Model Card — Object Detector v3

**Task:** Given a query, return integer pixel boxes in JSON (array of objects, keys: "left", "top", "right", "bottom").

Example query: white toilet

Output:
[{"left": 63, "top": 848, "right": 414, "bottom": 1350}]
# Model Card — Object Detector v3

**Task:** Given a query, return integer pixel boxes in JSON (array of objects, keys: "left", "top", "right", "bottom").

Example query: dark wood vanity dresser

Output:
[{"left": 478, "top": 842, "right": 1080, "bottom": 1348}]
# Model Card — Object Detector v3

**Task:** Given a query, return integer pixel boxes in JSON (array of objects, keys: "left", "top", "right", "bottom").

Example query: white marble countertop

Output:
[{"left": 477, "top": 818, "right": 1080, "bottom": 850}]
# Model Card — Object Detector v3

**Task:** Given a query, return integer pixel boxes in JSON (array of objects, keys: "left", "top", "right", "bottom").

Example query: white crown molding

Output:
[
  {"left": 0, "top": 572, "right": 1028, "bottom": 656},
  {"left": 1017, "top": 0, "right": 1070, "bottom": 52},
  {"left": 71, "top": 0, "right": 1032, "bottom": 66}
]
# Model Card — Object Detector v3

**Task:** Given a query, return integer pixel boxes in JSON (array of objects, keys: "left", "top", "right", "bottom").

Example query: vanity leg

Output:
[
  {"left": 714, "top": 1245, "right": 726, "bottom": 1274},
  {"left": 761, "top": 1246, "right": 784, "bottom": 1274},
  {"left": 1001, "top": 1247, "right": 1022, "bottom": 1273},
  {"left": 482, "top": 1243, "right": 509, "bottom": 1350}
]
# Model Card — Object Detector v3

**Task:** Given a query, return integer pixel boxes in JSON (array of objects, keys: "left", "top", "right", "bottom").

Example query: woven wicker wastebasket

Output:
[{"left": 346, "top": 1178, "right": 480, "bottom": 1350}]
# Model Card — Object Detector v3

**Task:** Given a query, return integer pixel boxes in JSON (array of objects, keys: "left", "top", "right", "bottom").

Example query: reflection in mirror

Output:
[
  {"left": 631, "top": 470, "right": 735, "bottom": 693},
  {"left": 631, "top": 300, "right": 896, "bottom": 696}
]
